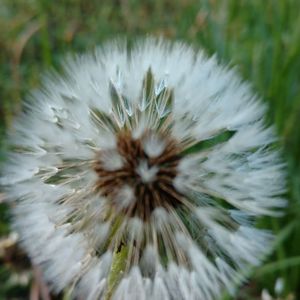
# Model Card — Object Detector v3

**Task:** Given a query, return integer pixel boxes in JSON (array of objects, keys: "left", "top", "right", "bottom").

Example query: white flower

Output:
[{"left": 1, "top": 38, "right": 286, "bottom": 299}]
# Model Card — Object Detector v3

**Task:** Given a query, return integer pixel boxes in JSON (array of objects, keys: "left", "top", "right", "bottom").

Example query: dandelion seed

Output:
[{"left": 0, "top": 38, "right": 286, "bottom": 299}]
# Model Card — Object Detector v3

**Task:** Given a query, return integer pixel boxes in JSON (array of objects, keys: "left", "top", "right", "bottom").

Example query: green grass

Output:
[{"left": 0, "top": 0, "right": 300, "bottom": 299}]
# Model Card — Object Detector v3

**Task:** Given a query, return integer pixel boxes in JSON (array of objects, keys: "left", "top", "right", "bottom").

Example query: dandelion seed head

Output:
[
  {"left": 94, "top": 129, "right": 182, "bottom": 220},
  {"left": 0, "top": 38, "right": 286, "bottom": 299}
]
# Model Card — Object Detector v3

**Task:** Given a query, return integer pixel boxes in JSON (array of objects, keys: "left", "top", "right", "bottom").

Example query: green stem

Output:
[{"left": 105, "top": 244, "right": 129, "bottom": 300}]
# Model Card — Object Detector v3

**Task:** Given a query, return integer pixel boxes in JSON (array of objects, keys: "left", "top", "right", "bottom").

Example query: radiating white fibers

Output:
[{"left": 0, "top": 38, "right": 286, "bottom": 299}]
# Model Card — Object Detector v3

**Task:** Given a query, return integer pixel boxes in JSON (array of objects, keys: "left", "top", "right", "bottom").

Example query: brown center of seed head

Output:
[{"left": 94, "top": 130, "right": 183, "bottom": 221}]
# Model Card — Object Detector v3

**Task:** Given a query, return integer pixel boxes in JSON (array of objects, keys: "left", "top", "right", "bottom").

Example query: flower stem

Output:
[{"left": 105, "top": 244, "right": 129, "bottom": 300}]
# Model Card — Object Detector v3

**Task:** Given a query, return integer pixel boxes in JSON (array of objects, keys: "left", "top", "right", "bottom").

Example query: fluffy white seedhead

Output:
[
  {"left": 0, "top": 38, "right": 286, "bottom": 300},
  {"left": 136, "top": 160, "right": 158, "bottom": 183}
]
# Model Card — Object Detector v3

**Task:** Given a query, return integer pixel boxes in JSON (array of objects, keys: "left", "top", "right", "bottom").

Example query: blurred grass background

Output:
[{"left": 0, "top": 0, "right": 300, "bottom": 299}]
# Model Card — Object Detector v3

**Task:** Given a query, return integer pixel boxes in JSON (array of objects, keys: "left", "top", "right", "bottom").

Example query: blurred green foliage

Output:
[{"left": 0, "top": 0, "right": 300, "bottom": 299}]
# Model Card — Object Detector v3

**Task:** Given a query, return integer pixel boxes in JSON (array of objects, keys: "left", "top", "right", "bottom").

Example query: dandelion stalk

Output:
[{"left": 105, "top": 245, "right": 129, "bottom": 300}]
